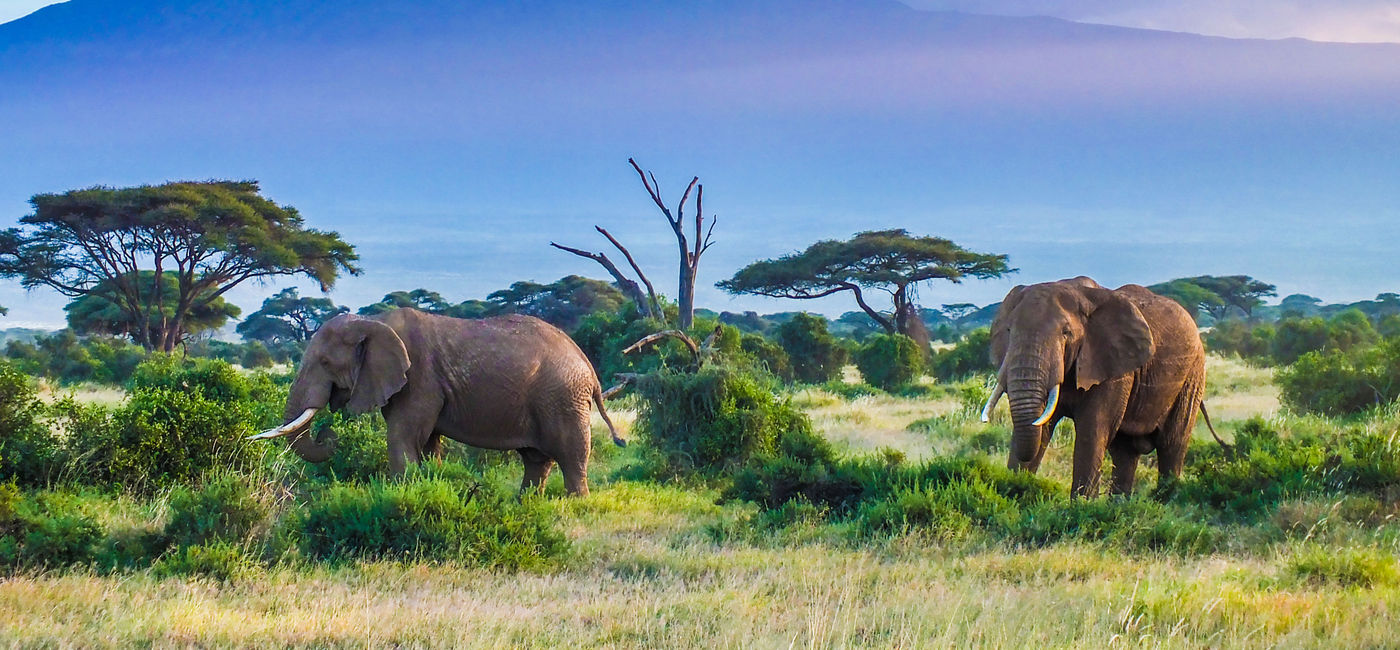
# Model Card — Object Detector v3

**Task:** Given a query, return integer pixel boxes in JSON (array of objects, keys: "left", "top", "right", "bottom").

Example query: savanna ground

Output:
[{"left": 4, "top": 356, "right": 1398, "bottom": 648}]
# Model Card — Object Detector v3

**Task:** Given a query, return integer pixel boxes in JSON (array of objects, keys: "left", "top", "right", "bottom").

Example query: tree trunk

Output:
[{"left": 678, "top": 260, "right": 695, "bottom": 330}]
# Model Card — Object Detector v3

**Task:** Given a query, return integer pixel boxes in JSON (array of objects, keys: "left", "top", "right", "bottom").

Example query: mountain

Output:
[{"left": 1, "top": 0, "right": 1398, "bottom": 324}]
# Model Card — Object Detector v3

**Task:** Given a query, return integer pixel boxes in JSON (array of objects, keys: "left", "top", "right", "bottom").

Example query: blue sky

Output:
[
  {"left": 1, "top": 1, "right": 1398, "bottom": 329},
  {"left": 8, "top": 1, "right": 1400, "bottom": 41}
]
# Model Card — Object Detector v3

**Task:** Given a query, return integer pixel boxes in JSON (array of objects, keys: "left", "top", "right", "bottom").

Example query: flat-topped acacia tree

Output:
[
  {"left": 0, "top": 180, "right": 359, "bottom": 352},
  {"left": 718, "top": 229, "right": 1012, "bottom": 336}
]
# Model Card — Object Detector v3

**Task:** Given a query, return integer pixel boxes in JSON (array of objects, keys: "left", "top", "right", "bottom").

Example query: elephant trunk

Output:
[
  {"left": 1004, "top": 354, "right": 1056, "bottom": 469},
  {"left": 279, "top": 372, "right": 337, "bottom": 463}
]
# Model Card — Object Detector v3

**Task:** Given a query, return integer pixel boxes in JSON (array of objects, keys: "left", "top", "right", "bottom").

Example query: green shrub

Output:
[
  {"left": 1287, "top": 545, "right": 1398, "bottom": 587},
  {"left": 818, "top": 379, "right": 884, "bottom": 399},
  {"left": 128, "top": 354, "right": 250, "bottom": 403},
  {"left": 0, "top": 360, "right": 62, "bottom": 486},
  {"left": 775, "top": 313, "right": 847, "bottom": 384},
  {"left": 106, "top": 388, "right": 257, "bottom": 490},
  {"left": 1178, "top": 417, "right": 1400, "bottom": 514},
  {"left": 298, "top": 411, "right": 391, "bottom": 482},
  {"left": 165, "top": 474, "right": 269, "bottom": 548},
  {"left": 930, "top": 328, "right": 993, "bottom": 381},
  {"left": 0, "top": 490, "right": 101, "bottom": 569},
  {"left": 94, "top": 526, "right": 166, "bottom": 572},
  {"left": 3, "top": 331, "right": 146, "bottom": 385},
  {"left": 1276, "top": 348, "right": 1393, "bottom": 417},
  {"left": 1004, "top": 497, "right": 1221, "bottom": 554},
  {"left": 297, "top": 474, "right": 568, "bottom": 569},
  {"left": 854, "top": 333, "right": 924, "bottom": 390},
  {"left": 153, "top": 542, "right": 256, "bottom": 581},
  {"left": 856, "top": 484, "right": 976, "bottom": 541},
  {"left": 635, "top": 365, "right": 813, "bottom": 474},
  {"left": 739, "top": 333, "right": 793, "bottom": 383},
  {"left": 1204, "top": 319, "right": 1274, "bottom": 361},
  {"left": 1272, "top": 317, "right": 1330, "bottom": 365}
]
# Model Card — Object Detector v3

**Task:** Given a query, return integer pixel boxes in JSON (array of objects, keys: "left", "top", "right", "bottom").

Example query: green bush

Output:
[
  {"left": 1204, "top": 319, "right": 1274, "bottom": 361},
  {"left": 3, "top": 331, "right": 146, "bottom": 385},
  {"left": 153, "top": 542, "right": 256, "bottom": 581},
  {"left": 1272, "top": 317, "right": 1330, "bottom": 365},
  {"left": 854, "top": 333, "right": 924, "bottom": 390},
  {"left": 106, "top": 388, "right": 257, "bottom": 490},
  {"left": 298, "top": 411, "right": 391, "bottom": 482},
  {"left": 1276, "top": 350, "right": 1384, "bottom": 417},
  {"left": 818, "top": 379, "right": 884, "bottom": 399},
  {"left": 739, "top": 333, "right": 793, "bottom": 383},
  {"left": 70, "top": 356, "right": 265, "bottom": 490},
  {"left": 1287, "top": 545, "right": 1399, "bottom": 587},
  {"left": 1177, "top": 417, "right": 1400, "bottom": 514},
  {"left": 1003, "top": 496, "right": 1221, "bottom": 554},
  {"left": 775, "top": 313, "right": 847, "bottom": 384},
  {"left": 0, "top": 360, "right": 62, "bottom": 486},
  {"left": 0, "top": 488, "right": 101, "bottom": 569},
  {"left": 297, "top": 474, "right": 568, "bottom": 569},
  {"left": 635, "top": 366, "right": 812, "bottom": 474},
  {"left": 128, "top": 354, "right": 250, "bottom": 402},
  {"left": 930, "top": 328, "right": 993, "bottom": 381},
  {"left": 164, "top": 474, "right": 269, "bottom": 548}
]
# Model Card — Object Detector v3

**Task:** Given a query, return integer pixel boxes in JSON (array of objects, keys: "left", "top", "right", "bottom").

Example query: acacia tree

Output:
[
  {"left": 718, "top": 229, "right": 1011, "bottom": 335},
  {"left": 1148, "top": 279, "right": 1225, "bottom": 322},
  {"left": 1188, "top": 275, "right": 1276, "bottom": 319},
  {"left": 237, "top": 287, "right": 348, "bottom": 345},
  {"left": 0, "top": 181, "right": 359, "bottom": 352},
  {"left": 1149, "top": 275, "right": 1275, "bottom": 321},
  {"left": 66, "top": 271, "right": 240, "bottom": 340},
  {"left": 552, "top": 158, "right": 716, "bottom": 329}
]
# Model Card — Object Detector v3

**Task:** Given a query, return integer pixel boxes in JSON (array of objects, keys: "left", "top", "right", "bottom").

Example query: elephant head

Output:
[
  {"left": 249, "top": 313, "right": 411, "bottom": 462},
  {"left": 983, "top": 277, "right": 1154, "bottom": 470}
]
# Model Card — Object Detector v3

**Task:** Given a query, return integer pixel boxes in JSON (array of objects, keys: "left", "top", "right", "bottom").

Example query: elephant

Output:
[
  {"left": 980, "top": 276, "right": 1212, "bottom": 497},
  {"left": 249, "top": 309, "right": 625, "bottom": 496}
]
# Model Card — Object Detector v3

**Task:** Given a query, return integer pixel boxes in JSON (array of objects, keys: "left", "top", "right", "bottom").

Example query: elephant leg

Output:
[
  {"left": 1070, "top": 381, "right": 1131, "bottom": 499},
  {"left": 383, "top": 396, "right": 442, "bottom": 475},
  {"left": 1152, "top": 386, "right": 1201, "bottom": 497},
  {"left": 1107, "top": 434, "right": 1141, "bottom": 496},
  {"left": 537, "top": 400, "right": 593, "bottom": 497},
  {"left": 423, "top": 432, "right": 444, "bottom": 460},
  {"left": 518, "top": 448, "right": 555, "bottom": 494}
]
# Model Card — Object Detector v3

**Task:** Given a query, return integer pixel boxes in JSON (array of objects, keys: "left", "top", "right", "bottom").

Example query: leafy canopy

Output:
[
  {"left": 66, "top": 271, "right": 239, "bottom": 339},
  {"left": 718, "top": 229, "right": 1011, "bottom": 333},
  {"left": 236, "top": 287, "right": 347, "bottom": 345},
  {"left": 0, "top": 181, "right": 359, "bottom": 351}
]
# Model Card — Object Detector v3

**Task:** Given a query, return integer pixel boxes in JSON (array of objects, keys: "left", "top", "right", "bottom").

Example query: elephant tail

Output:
[
  {"left": 593, "top": 384, "right": 627, "bottom": 447},
  {"left": 1199, "top": 402, "right": 1230, "bottom": 449}
]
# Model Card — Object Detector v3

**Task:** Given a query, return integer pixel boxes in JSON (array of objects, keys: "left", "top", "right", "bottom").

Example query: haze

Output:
[{"left": 1, "top": 0, "right": 1397, "bottom": 328}]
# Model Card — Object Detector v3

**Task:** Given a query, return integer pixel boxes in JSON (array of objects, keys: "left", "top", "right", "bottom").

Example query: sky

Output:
[
  {"left": 0, "top": 1, "right": 1398, "bottom": 329},
  {"left": 7, "top": 1, "right": 1400, "bottom": 42},
  {"left": 0, "top": 1, "right": 53, "bottom": 24}
]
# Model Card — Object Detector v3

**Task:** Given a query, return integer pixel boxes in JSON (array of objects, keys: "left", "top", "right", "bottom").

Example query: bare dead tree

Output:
[
  {"left": 551, "top": 158, "right": 717, "bottom": 328},
  {"left": 549, "top": 236, "right": 658, "bottom": 320},
  {"left": 628, "top": 158, "right": 716, "bottom": 330}
]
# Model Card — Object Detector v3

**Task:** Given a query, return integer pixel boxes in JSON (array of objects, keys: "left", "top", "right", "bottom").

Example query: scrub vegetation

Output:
[{"left": 2, "top": 350, "right": 1400, "bottom": 647}]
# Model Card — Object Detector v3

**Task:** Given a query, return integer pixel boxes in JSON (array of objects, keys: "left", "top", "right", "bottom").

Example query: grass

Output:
[{"left": 8, "top": 355, "right": 1400, "bottom": 648}]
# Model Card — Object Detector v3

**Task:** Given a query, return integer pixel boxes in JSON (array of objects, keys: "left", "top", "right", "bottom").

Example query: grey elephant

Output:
[
  {"left": 250, "top": 309, "right": 625, "bottom": 495},
  {"left": 981, "top": 276, "right": 1213, "bottom": 497}
]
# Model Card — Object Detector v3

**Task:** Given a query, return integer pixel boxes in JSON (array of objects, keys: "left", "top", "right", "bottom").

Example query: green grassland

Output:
[{"left": 4, "top": 355, "right": 1400, "bottom": 648}]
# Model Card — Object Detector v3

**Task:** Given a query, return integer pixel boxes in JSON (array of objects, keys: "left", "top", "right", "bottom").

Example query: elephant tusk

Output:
[
  {"left": 980, "top": 382, "right": 1005, "bottom": 422},
  {"left": 246, "top": 407, "right": 319, "bottom": 441},
  {"left": 1031, "top": 385, "right": 1060, "bottom": 426}
]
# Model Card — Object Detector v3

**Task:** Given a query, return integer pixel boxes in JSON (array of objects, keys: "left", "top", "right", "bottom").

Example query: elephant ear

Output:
[
  {"left": 343, "top": 318, "right": 411, "bottom": 416},
  {"left": 1077, "top": 289, "right": 1154, "bottom": 391},
  {"left": 989, "top": 285, "right": 1028, "bottom": 367}
]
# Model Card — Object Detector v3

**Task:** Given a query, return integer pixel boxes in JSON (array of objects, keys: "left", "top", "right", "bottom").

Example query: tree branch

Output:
[
  {"left": 595, "top": 227, "right": 661, "bottom": 318},
  {"left": 550, "top": 242, "right": 653, "bottom": 319},
  {"left": 623, "top": 329, "right": 700, "bottom": 366}
]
